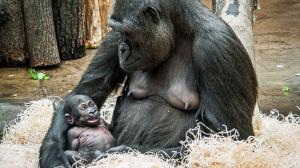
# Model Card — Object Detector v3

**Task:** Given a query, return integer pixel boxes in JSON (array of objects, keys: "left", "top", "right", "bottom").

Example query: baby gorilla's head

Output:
[{"left": 64, "top": 95, "right": 101, "bottom": 127}]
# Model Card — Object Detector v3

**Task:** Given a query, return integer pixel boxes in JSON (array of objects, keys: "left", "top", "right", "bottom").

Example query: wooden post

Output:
[
  {"left": 213, "top": 0, "right": 257, "bottom": 68},
  {"left": 85, "top": 0, "right": 103, "bottom": 48},
  {"left": 99, "top": 0, "right": 111, "bottom": 35},
  {"left": 0, "top": 0, "right": 27, "bottom": 66},
  {"left": 53, "top": 0, "right": 86, "bottom": 60},
  {"left": 23, "top": 0, "right": 60, "bottom": 67}
]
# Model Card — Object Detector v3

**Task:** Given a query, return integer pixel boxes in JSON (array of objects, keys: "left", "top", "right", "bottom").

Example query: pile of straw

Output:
[{"left": 0, "top": 98, "right": 299, "bottom": 168}]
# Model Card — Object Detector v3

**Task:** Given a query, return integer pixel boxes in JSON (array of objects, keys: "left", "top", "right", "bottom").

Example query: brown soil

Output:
[{"left": 254, "top": 0, "right": 300, "bottom": 114}]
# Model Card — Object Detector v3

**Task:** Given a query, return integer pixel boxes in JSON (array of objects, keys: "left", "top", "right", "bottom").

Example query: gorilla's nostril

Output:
[
  {"left": 120, "top": 48, "right": 126, "bottom": 54},
  {"left": 118, "top": 40, "right": 131, "bottom": 59}
]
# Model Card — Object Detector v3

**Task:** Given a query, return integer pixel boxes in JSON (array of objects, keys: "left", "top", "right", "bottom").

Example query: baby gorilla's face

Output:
[
  {"left": 77, "top": 99, "right": 100, "bottom": 126},
  {"left": 64, "top": 95, "right": 102, "bottom": 127}
]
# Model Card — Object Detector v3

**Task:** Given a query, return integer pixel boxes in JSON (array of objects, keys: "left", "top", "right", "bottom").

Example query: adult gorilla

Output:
[{"left": 40, "top": 0, "right": 257, "bottom": 167}]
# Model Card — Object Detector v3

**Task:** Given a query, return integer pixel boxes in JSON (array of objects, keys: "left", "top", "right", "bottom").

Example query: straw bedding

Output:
[{"left": 0, "top": 98, "right": 299, "bottom": 168}]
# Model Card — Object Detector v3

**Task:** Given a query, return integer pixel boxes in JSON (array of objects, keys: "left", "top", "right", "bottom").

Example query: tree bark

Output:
[
  {"left": 213, "top": 0, "right": 257, "bottom": 68},
  {"left": 53, "top": 0, "right": 86, "bottom": 60},
  {"left": 85, "top": 0, "right": 103, "bottom": 48},
  {"left": 22, "top": 0, "right": 60, "bottom": 67},
  {"left": 99, "top": 0, "right": 111, "bottom": 35},
  {"left": 0, "top": 0, "right": 27, "bottom": 66}
]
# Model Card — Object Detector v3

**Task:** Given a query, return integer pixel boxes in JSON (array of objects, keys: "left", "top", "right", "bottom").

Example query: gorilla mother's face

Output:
[{"left": 109, "top": 0, "right": 174, "bottom": 72}]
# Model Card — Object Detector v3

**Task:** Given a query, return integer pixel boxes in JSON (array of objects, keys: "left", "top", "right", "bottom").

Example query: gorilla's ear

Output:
[{"left": 65, "top": 113, "right": 74, "bottom": 125}]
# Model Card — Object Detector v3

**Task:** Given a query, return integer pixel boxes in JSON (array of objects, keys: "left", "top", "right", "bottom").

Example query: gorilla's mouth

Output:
[{"left": 87, "top": 116, "right": 99, "bottom": 124}]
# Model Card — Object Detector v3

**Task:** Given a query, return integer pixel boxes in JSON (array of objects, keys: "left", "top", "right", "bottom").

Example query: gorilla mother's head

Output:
[{"left": 108, "top": 0, "right": 176, "bottom": 72}]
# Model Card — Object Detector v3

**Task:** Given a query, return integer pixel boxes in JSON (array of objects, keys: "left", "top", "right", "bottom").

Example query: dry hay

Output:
[
  {"left": 83, "top": 151, "right": 175, "bottom": 168},
  {"left": 183, "top": 112, "right": 300, "bottom": 168},
  {"left": 1, "top": 98, "right": 55, "bottom": 145},
  {"left": 0, "top": 144, "right": 40, "bottom": 168},
  {"left": 0, "top": 98, "right": 300, "bottom": 168}
]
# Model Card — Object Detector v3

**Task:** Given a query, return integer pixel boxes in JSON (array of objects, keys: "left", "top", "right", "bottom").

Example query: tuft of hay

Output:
[
  {"left": 183, "top": 112, "right": 300, "bottom": 168},
  {"left": 0, "top": 98, "right": 300, "bottom": 168},
  {"left": 1, "top": 98, "right": 55, "bottom": 144},
  {"left": 0, "top": 144, "right": 40, "bottom": 168},
  {"left": 85, "top": 151, "right": 174, "bottom": 168}
]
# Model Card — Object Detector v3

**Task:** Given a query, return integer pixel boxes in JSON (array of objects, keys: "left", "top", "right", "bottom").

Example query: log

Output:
[
  {"left": 85, "top": 0, "right": 103, "bottom": 48},
  {"left": 0, "top": 0, "right": 27, "bottom": 66},
  {"left": 213, "top": 0, "right": 257, "bottom": 68},
  {"left": 99, "top": 0, "right": 111, "bottom": 35},
  {"left": 22, "top": 0, "right": 60, "bottom": 67},
  {"left": 53, "top": 0, "right": 86, "bottom": 60}
]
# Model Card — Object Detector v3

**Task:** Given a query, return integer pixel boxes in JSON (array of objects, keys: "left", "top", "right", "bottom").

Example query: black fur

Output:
[{"left": 39, "top": 0, "right": 257, "bottom": 167}]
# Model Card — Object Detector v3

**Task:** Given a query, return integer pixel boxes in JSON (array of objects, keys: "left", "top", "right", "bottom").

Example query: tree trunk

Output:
[
  {"left": 53, "top": 0, "right": 86, "bottom": 60},
  {"left": 213, "top": 0, "right": 257, "bottom": 68},
  {"left": 22, "top": 0, "right": 60, "bottom": 67},
  {"left": 85, "top": 0, "right": 103, "bottom": 48},
  {"left": 99, "top": 0, "right": 111, "bottom": 35},
  {"left": 0, "top": 0, "right": 27, "bottom": 66}
]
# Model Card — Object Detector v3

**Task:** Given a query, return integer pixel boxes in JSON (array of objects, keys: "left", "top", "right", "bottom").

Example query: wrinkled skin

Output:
[
  {"left": 63, "top": 95, "right": 115, "bottom": 165},
  {"left": 39, "top": 0, "right": 258, "bottom": 167}
]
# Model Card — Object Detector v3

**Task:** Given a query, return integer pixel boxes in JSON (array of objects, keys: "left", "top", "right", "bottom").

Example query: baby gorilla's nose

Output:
[{"left": 88, "top": 110, "right": 97, "bottom": 116}]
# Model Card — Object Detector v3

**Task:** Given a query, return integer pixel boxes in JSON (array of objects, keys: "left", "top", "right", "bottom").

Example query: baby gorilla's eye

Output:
[
  {"left": 80, "top": 104, "right": 87, "bottom": 110},
  {"left": 89, "top": 101, "right": 94, "bottom": 107}
]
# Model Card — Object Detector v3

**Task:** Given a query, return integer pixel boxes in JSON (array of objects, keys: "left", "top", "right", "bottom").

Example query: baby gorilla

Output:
[{"left": 63, "top": 95, "right": 115, "bottom": 164}]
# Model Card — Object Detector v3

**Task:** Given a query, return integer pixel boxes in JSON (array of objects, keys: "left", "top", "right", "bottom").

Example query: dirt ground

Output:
[
  {"left": 253, "top": 0, "right": 300, "bottom": 114},
  {"left": 0, "top": 0, "right": 299, "bottom": 134}
]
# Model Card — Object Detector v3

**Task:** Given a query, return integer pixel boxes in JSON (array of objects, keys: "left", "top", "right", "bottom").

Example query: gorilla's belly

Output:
[{"left": 112, "top": 96, "right": 197, "bottom": 148}]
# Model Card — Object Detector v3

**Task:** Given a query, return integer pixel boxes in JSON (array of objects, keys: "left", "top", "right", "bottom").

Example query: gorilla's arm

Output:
[
  {"left": 39, "top": 31, "right": 126, "bottom": 168},
  {"left": 71, "top": 31, "right": 126, "bottom": 106},
  {"left": 193, "top": 23, "right": 258, "bottom": 139}
]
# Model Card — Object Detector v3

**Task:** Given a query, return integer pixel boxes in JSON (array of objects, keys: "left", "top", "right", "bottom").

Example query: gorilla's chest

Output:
[{"left": 128, "top": 57, "right": 199, "bottom": 111}]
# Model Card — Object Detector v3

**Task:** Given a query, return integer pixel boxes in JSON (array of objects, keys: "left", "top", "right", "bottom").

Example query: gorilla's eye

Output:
[
  {"left": 80, "top": 104, "right": 87, "bottom": 110},
  {"left": 89, "top": 101, "right": 94, "bottom": 107},
  {"left": 144, "top": 6, "right": 160, "bottom": 24}
]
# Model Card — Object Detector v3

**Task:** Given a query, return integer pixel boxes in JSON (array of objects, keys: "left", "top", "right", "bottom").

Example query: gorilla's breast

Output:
[{"left": 128, "top": 56, "right": 199, "bottom": 111}]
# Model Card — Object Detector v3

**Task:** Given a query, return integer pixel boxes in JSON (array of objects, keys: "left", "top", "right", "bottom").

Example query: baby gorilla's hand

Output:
[
  {"left": 94, "top": 145, "right": 130, "bottom": 161},
  {"left": 106, "top": 145, "right": 130, "bottom": 153}
]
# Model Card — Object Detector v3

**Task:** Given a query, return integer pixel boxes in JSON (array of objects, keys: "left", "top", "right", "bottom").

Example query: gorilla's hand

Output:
[{"left": 39, "top": 140, "right": 71, "bottom": 168}]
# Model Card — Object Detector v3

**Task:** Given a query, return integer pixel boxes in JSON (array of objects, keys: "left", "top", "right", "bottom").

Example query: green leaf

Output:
[
  {"left": 282, "top": 86, "right": 289, "bottom": 96},
  {"left": 37, "top": 73, "right": 45, "bottom": 80},
  {"left": 27, "top": 68, "right": 36, "bottom": 75},
  {"left": 27, "top": 68, "right": 50, "bottom": 80},
  {"left": 282, "top": 86, "right": 289, "bottom": 92},
  {"left": 44, "top": 75, "right": 50, "bottom": 80}
]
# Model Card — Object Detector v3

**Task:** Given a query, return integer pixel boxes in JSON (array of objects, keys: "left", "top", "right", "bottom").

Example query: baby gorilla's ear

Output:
[{"left": 65, "top": 113, "right": 74, "bottom": 125}]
